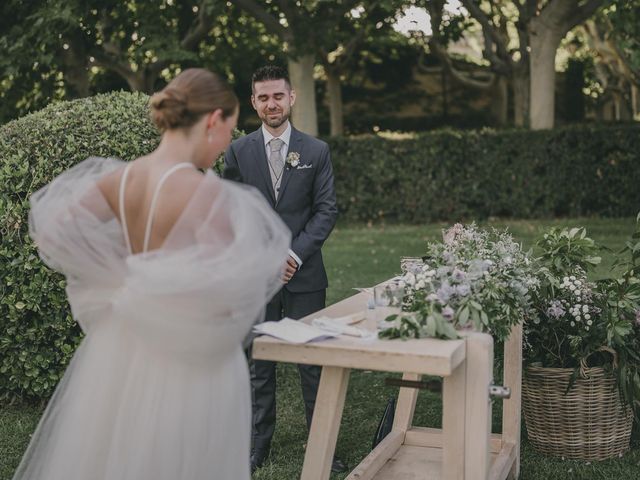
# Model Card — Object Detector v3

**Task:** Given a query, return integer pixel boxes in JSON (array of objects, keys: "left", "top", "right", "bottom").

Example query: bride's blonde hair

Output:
[{"left": 150, "top": 68, "right": 238, "bottom": 132}]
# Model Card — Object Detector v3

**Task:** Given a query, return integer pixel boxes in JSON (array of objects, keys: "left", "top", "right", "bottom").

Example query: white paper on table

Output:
[
  {"left": 353, "top": 287, "right": 373, "bottom": 295},
  {"left": 311, "top": 316, "right": 376, "bottom": 339},
  {"left": 253, "top": 318, "right": 338, "bottom": 344}
]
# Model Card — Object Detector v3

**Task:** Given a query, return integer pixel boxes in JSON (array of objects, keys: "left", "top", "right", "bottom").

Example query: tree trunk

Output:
[
  {"left": 529, "top": 27, "right": 562, "bottom": 130},
  {"left": 326, "top": 68, "right": 344, "bottom": 137},
  {"left": 61, "top": 43, "right": 90, "bottom": 98},
  {"left": 512, "top": 67, "right": 530, "bottom": 128},
  {"left": 491, "top": 75, "right": 508, "bottom": 126},
  {"left": 125, "top": 70, "right": 158, "bottom": 94},
  {"left": 288, "top": 54, "right": 318, "bottom": 136},
  {"left": 441, "top": 68, "right": 449, "bottom": 120},
  {"left": 632, "top": 84, "right": 639, "bottom": 119},
  {"left": 63, "top": 62, "right": 90, "bottom": 98}
]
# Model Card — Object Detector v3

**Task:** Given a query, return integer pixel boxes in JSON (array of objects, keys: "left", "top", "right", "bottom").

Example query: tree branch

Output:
[
  {"left": 180, "top": 0, "right": 215, "bottom": 51},
  {"left": 461, "top": 0, "right": 509, "bottom": 60},
  {"left": 90, "top": 48, "right": 135, "bottom": 82},
  {"left": 539, "top": 0, "right": 604, "bottom": 32},
  {"left": 230, "top": 0, "right": 290, "bottom": 40},
  {"left": 569, "top": 0, "right": 605, "bottom": 29}
]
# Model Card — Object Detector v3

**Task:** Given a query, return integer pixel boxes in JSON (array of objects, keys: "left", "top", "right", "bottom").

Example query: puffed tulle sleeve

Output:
[
  {"left": 29, "top": 159, "right": 291, "bottom": 358},
  {"left": 119, "top": 173, "right": 291, "bottom": 360}
]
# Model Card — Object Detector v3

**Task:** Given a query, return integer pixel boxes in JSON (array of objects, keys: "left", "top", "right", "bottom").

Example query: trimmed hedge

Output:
[
  {"left": 1, "top": 90, "right": 640, "bottom": 402},
  {"left": 328, "top": 125, "right": 640, "bottom": 223},
  {"left": 1, "top": 92, "right": 162, "bottom": 401}
]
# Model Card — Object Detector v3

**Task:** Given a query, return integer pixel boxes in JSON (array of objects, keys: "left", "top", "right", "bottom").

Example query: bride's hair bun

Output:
[
  {"left": 149, "top": 68, "right": 239, "bottom": 133},
  {"left": 150, "top": 88, "right": 189, "bottom": 131}
]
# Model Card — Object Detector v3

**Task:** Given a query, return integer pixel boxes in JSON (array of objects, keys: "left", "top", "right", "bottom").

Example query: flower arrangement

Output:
[
  {"left": 379, "top": 223, "right": 537, "bottom": 342},
  {"left": 525, "top": 223, "right": 640, "bottom": 417}
]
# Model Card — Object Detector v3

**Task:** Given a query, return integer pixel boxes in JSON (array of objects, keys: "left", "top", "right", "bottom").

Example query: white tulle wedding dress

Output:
[{"left": 13, "top": 157, "right": 290, "bottom": 480}]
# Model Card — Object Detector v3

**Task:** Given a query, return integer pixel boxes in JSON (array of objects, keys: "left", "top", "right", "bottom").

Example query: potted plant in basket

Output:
[{"left": 523, "top": 223, "right": 640, "bottom": 461}]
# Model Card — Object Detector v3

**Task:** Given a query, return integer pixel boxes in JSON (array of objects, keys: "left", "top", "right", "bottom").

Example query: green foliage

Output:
[
  {"left": 0, "top": 91, "right": 240, "bottom": 402},
  {"left": 536, "top": 227, "right": 602, "bottom": 274},
  {"left": 327, "top": 124, "right": 640, "bottom": 223},
  {"left": 606, "top": 0, "right": 640, "bottom": 72}
]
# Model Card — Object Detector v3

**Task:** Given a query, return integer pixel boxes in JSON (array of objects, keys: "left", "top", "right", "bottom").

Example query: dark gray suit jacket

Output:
[{"left": 224, "top": 126, "right": 338, "bottom": 293}]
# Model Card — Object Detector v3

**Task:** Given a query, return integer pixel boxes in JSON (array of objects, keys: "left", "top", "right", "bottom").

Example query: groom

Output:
[{"left": 223, "top": 65, "right": 343, "bottom": 473}]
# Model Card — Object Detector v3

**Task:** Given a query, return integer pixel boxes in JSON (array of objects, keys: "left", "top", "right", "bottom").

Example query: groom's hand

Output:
[{"left": 282, "top": 256, "right": 298, "bottom": 283}]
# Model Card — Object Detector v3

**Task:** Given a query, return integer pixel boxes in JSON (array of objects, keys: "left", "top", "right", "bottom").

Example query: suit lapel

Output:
[
  {"left": 250, "top": 129, "right": 276, "bottom": 205},
  {"left": 276, "top": 127, "right": 304, "bottom": 207}
]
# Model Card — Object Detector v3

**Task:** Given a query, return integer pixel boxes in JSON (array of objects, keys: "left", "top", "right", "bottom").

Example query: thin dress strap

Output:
[
  {"left": 119, "top": 163, "right": 134, "bottom": 254},
  {"left": 142, "top": 162, "right": 195, "bottom": 253}
]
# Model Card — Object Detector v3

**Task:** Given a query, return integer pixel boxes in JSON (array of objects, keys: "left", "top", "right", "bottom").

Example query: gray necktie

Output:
[{"left": 268, "top": 138, "right": 285, "bottom": 198}]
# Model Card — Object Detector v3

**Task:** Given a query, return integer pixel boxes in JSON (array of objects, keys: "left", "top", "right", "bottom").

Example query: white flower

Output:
[
  {"left": 286, "top": 151, "right": 300, "bottom": 167},
  {"left": 569, "top": 285, "right": 576, "bottom": 291},
  {"left": 584, "top": 313, "right": 591, "bottom": 320},
  {"left": 570, "top": 276, "right": 576, "bottom": 281},
  {"left": 582, "top": 305, "right": 589, "bottom": 313},
  {"left": 587, "top": 319, "right": 593, "bottom": 326},
  {"left": 416, "top": 280, "right": 426, "bottom": 290},
  {"left": 404, "top": 273, "right": 416, "bottom": 286}
]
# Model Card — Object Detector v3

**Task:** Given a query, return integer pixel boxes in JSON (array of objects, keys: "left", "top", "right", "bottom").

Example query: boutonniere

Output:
[{"left": 286, "top": 152, "right": 300, "bottom": 168}]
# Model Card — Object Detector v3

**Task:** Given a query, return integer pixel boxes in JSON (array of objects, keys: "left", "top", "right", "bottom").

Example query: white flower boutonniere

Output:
[{"left": 286, "top": 152, "right": 300, "bottom": 168}]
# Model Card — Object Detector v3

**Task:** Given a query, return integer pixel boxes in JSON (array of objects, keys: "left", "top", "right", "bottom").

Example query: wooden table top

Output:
[{"left": 252, "top": 291, "right": 467, "bottom": 377}]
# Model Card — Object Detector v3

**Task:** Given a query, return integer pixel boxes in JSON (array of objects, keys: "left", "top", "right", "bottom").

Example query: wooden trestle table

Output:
[{"left": 252, "top": 289, "right": 522, "bottom": 480}]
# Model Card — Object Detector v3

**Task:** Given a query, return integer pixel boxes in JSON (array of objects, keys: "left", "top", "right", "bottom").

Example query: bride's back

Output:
[{"left": 98, "top": 158, "right": 203, "bottom": 254}]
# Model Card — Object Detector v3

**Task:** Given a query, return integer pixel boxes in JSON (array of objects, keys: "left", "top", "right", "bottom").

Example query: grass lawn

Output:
[{"left": 2, "top": 218, "right": 639, "bottom": 480}]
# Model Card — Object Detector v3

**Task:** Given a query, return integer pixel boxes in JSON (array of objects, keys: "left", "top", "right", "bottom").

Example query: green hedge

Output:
[
  {"left": 2, "top": 90, "right": 640, "bottom": 402},
  {"left": 0, "top": 92, "right": 162, "bottom": 401},
  {"left": 328, "top": 125, "right": 640, "bottom": 223}
]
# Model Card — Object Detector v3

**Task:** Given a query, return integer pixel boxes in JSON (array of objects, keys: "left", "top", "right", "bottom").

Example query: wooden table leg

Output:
[
  {"left": 503, "top": 324, "right": 522, "bottom": 479},
  {"left": 300, "top": 366, "right": 351, "bottom": 480},
  {"left": 442, "top": 357, "right": 467, "bottom": 480},
  {"left": 464, "top": 333, "right": 493, "bottom": 480},
  {"left": 392, "top": 372, "right": 421, "bottom": 434}
]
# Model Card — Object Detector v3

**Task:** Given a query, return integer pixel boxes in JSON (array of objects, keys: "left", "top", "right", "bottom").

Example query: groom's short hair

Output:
[{"left": 251, "top": 65, "right": 291, "bottom": 92}]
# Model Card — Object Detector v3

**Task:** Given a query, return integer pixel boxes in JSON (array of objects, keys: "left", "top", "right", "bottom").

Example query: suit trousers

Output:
[{"left": 250, "top": 288, "right": 325, "bottom": 455}]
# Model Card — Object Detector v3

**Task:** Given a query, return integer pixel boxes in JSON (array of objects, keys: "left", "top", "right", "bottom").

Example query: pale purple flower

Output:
[
  {"left": 455, "top": 284, "right": 471, "bottom": 297},
  {"left": 442, "top": 305, "right": 455, "bottom": 320},
  {"left": 452, "top": 268, "right": 466, "bottom": 283},
  {"left": 436, "top": 282, "right": 455, "bottom": 304},
  {"left": 635, "top": 309, "right": 640, "bottom": 327},
  {"left": 546, "top": 300, "right": 565, "bottom": 319}
]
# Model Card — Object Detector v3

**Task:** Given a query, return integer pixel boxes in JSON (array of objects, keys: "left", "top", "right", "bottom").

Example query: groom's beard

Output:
[{"left": 261, "top": 107, "right": 290, "bottom": 129}]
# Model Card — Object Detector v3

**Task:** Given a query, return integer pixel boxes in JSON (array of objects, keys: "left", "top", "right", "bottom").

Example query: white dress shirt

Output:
[{"left": 261, "top": 122, "right": 302, "bottom": 268}]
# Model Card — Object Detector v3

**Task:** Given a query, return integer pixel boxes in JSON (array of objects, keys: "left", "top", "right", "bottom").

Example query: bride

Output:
[{"left": 13, "top": 68, "right": 290, "bottom": 480}]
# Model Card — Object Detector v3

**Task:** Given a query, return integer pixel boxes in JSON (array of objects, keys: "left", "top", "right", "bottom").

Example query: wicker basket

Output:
[{"left": 523, "top": 354, "right": 633, "bottom": 461}]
